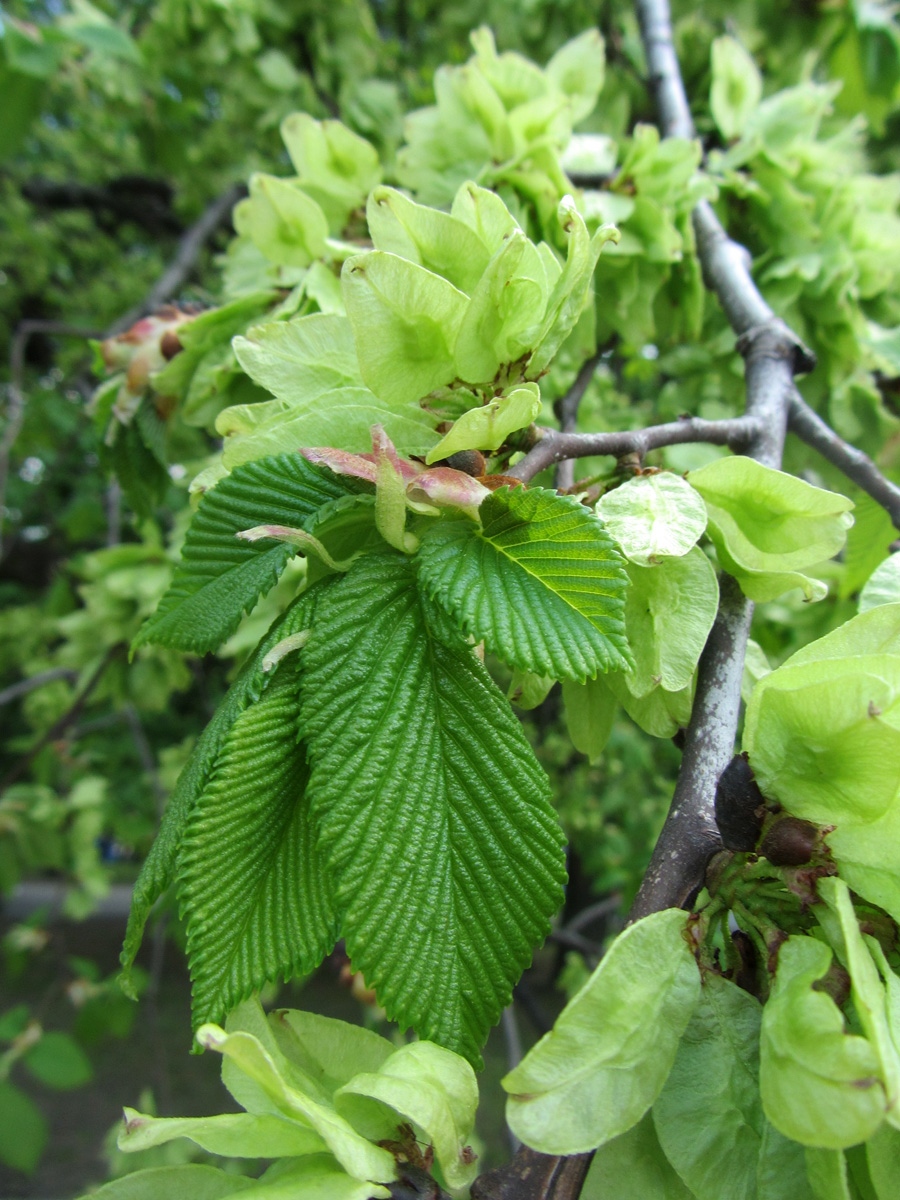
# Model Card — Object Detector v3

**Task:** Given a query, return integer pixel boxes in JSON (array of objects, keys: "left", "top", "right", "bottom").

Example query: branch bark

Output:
[
  {"left": 508, "top": 414, "right": 759, "bottom": 483},
  {"left": 788, "top": 391, "right": 900, "bottom": 532}
]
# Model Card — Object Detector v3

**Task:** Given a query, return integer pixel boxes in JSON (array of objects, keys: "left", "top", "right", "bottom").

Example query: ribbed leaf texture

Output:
[
  {"left": 179, "top": 660, "right": 337, "bottom": 1028},
  {"left": 416, "top": 486, "right": 631, "bottom": 682},
  {"left": 300, "top": 552, "right": 566, "bottom": 1067},
  {"left": 135, "top": 455, "right": 357, "bottom": 653},
  {"left": 120, "top": 585, "right": 329, "bottom": 989}
]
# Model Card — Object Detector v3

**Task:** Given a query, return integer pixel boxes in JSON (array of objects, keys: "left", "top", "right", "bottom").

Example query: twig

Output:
[
  {"left": 553, "top": 352, "right": 603, "bottom": 490},
  {"left": 0, "top": 668, "right": 79, "bottom": 708},
  {"left": 0, "top": 644, "right": 125, "bottom": 790},
  {"left": 548, "top": 928, "right": 602, "bottom": 957},
  {"left": 628, "top": 0, "right": 813, "bottom": 921},
  {"left": 788, "top": 391, "right": 900, "bottom": 532},
  {"left": 512, "top": 978, "right": 553, "bottom": 1036},
  {"left": 107, "top": 183, "right": 245, "bottom": 336},
  {"left": 563, "top": 895, "right": 621, "bottom": 935},
  {"left": 471, "top": 1150, "right": 593, "bottom": 1200},
  {"left": 508, "top": 414, "right": 759, "bottom": 483}
]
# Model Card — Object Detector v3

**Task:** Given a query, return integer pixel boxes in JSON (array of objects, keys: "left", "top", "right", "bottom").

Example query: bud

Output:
[
  {"left": 759, "top": 816, "right": 821, "bottom": 867},
  {"left": 714, "top": 753, "right": 766, "bottom": 851}
]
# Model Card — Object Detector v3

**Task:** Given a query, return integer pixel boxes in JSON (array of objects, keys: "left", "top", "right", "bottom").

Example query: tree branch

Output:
[
  {"left": 0, "top": 668, "right": 79, "bottom": 708},
  {"left": 107, "top": 183, "right": 245, "bottom": 336},
  {"left": 788, "top": 390, "right": 900, "bottom": 532},
  {"left": 508, "top": 415, "right": 759, "bottom": 483}
]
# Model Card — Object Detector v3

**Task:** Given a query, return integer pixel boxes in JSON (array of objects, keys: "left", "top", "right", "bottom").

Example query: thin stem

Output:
[
  {"left": 788, "top": 390, "right": 900, "bottom": 532},
  {"left": 508, "top": 415, "right": 759, "bottom": 483},
  {"left": 0, "top": 667, "right": 79, "bottom": 708},
  {"left": 553, "top": 352, "right": 602, "bottom": 490}
]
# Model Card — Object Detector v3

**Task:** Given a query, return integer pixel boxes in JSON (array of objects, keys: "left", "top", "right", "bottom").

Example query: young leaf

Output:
[
  {"left": 623, "top": 549, "right": 718, "bottom": 697},
  {"left": 366, "top": 186, "right": 491, "bottom": 293},
  {"left": 688, "top": 456, "right": 854, "bottom": 602},
  {"left": 652, "top": 975, "right": 811, "bottom": 1200},
  {"left": 450, "top": 180, "right": 520, "bottom": 254},
  {"left": 502, "top": 908, "right": 700, "bottom": 1154},
  {"left": 231, "top": 313, "right": 364, "bottom": 403},
  {"left": 335, "top": 1041, "right": 479, "bottom": 1188},
  {"left": 196, "top": 1025, "right": 396, "bottom": 1185},
  {"left": 596, "top": 473, "right": 708, "bottom": 566},
  {"left": 135, "top": 455, "right": 355, "bottom": 653},
  {"left": 424, "top": 383, "right": 541, "bottom": 462},
  {"left": 416, "top": 486, "right": 631, "bottom": 681},
  {"left": 118, "top": 1109, "right": 327, "bottom": 1158},
  {"left": 178, "top": 662, "right": 338, "bottom": 1030},
  {"left": 75, "top": 1164, "right": 256, "bottom": 1200},
  {"left": 804, "top": 1150, "right": 853, "bottom": 1200},
  {"left": 342, "top": 251, "right": 469, "bottom": 408},
  {"left": 268, "top": 1009, "right": 394, "bottom": 1101},
  {"left": 121, "top": 587, "right": 328, "bottom": 988},
  {"left": 867, "top": 1123, "right": 900, "bottom": 1200},
  {"left": 299, "top": 552, "right": 566, "bottom": 1067},
  {"left": 545, "top": 29, "right": 606, "bottom": 122},
  {"left": 245, "top": 1157, "right": 391, "bottom": 1200},
  {"left": 233, "top": 175, "right": 329, "bottom": 268},
  {"left": 561, "top": 677, "right": 618, "bottom": 762},
  {"left": 581, "top": 1113, "right": 693, "bottom": 1200},
  {"left": 606, "top": 671, "right": 694, "bottom": 739},
  {"left": 280, "top": 114, "right": 381, "bottom": 231},
  {"left": 710, "top": 37, "right": 763, "bottom": 140},
  {"left": 759, "top": 935, "right": 885, "bottom": 1149},
  {"left": 860, "top": 554, "right": 900, "bottom": 612}
]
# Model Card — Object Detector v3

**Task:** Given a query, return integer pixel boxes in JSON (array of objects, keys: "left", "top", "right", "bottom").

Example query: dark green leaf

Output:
[
  {"left": 135, "top": 455, "right": 355, "bottom": 653},
  {"left": 416, "top": 486, "right": 631, "bottom": 682},
  {"left": 23, "top": 1031, "right": 93, "bottom": 1090},
  {"left": 0, "top": 1081, "right": 47, "bottom": 1175},
  {"left": 300, "top": 553, "right": 566, "bottom": 1066},
  {"left": 179, "top": 660, "right": 337, "bottom": 1029}
]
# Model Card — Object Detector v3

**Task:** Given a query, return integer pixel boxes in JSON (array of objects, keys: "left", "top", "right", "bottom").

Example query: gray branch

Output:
[
  {"left": 508, "top": 415, "right": 759, "bottom": 483},
  {"left": 788, "top": 391, "right": 900, "bottom": 532},
  {"left": 553, "top": 352, "right": 603, "bottom": 490}
]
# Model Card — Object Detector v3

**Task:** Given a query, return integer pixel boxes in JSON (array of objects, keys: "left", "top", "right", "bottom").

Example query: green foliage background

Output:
[{"left": 3, "top": 0, "right": 900, "bottom": 1190}]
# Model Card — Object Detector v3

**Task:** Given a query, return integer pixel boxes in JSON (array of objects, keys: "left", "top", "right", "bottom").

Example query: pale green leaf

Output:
[
  {"left": 416, "top": 485, "right": 630, "bottom": 681},
  {"left": 469, "top": 27, "right": 547, "bottom": 109},
  {"left": 280, "top": 114, "right": 380, "bottom": 231},
  {"left": 239, "top": 1157, "right": 390, "bottom": 1200},
  {"left": 135, "top": 455, "right": 355, "bottom": 653},
  {"left": 121, "top": 588, "right": 328, "bottom": 987},
  {"left": 744, "top": 654, "right": 900, "bottom": 825},
  {"left": 652, "top": 975, "right": 811, "bottom": 1200},
  {"left": 234, "top": 176, "right": 329, "bottom": 268},
  {"left": 196, "top": 1026, "right": 396, "bottom": 1185},
  {"left": 425, "top": 383, "right": 541, "bottom": 462},
  {"left": 581, "top": 1113, "right": 693, "bottom": 1200},
  {"left": 760, "top": 935, "right": 885, "bottom": 1149},
  {"left": 742, "top": 638, "right": 771, "bottom": 704},
  {"left": 623, "top": 549, "right": 718, "bottom": 697},
  {"left": 342, "top": 251, "right": 469, "bottom": 408},
  {"left": 268, "top": 1009, "right": 394, "bottom": 1101},
  {"left": 562, "top": 677, "right": 617, "bottom": 762},
  {"left": 545, "top": 30, "right": 605, "bottom": 122},
  {"left": 450, "top": 181, "right": 519, "bottom": 255},
  {"left": 596, "top": 473, "right": 708, "bottom": 565},
  {"left": 867, "top": 1123, "right": 900, "bottom": 1200},
  {"left": 528, "top": 201, "right": 617, "bottom": 377},
  {"left": 508, "top": 668, "right": 555, "bottom": 709},
  {"left": 299, "top": 553, "right": 566, "bottom": 1066},
  {"left": 118, "top": 1108, "right": 326, "bottom": 1158},
  {"left": 231, "top": 314, "right": 363, "bottom": 405},
  {"left": 805, "top": 1149, "right": 852, "bottom": 1200},
  {"left": 688, "top": 456, "right": 853, "bottom": 602},
  {"left": 605, "top": 668, "right": 693, "bottom": 739},
  {"left": 335, "top": 1041, "right": 479, "bottom": 1188},
  {"left": 178, "top": 661, "right": 338, "bottom": 1030},
  {"left": 503, "top": 908, "right": 700, "bottom": 1154},
  {"left": 711, "top": 37, "right": 763, "bottom": 140},
  {"left": 366, "top": 186, "right": 490, "bottom": 293},
  {"left": 819, "top": 878, "right": 900, "bottom": 1123},
  {"left": 218, "top": 386, "right": 439, "bottom": 469},
  {"left": 76, "top": 1165, "right": 255, "bottom": 1200},
  {"left": 453, "top": 232, "right": 550, "bottom": 382},
  {"left": 860, "top": 554, "right": 900, "bottom": 612}
]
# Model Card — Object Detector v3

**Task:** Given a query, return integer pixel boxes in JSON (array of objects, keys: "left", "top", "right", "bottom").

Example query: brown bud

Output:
[
  {"left": 160, "top": 330, "right": 183, "bottom": 360},
  {"left": 760, "top": 816, "right": 820, "bottom": 867},
  {"left": 714, "top": 754, "right": 766, "bottom": 851},
  {"left": 430, "top": 449, "right": 486, "bottom": 476}
]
